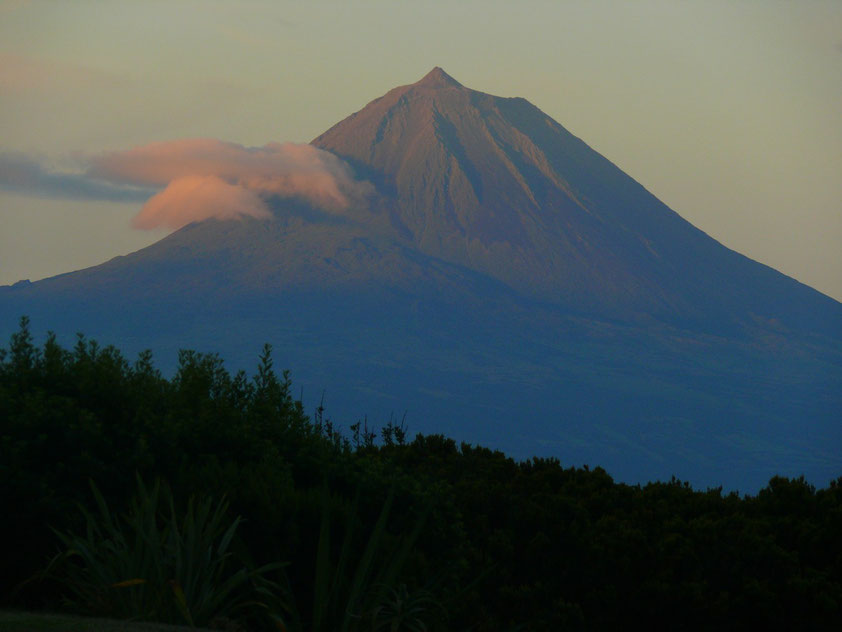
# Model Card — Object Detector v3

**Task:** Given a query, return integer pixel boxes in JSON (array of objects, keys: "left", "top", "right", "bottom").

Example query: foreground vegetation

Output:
[
  {"left": 0, "top": 610, "right": 215, "bottom": 632},
  {"left": 1, "top": 317, "right": 841, "bottom": 630}
]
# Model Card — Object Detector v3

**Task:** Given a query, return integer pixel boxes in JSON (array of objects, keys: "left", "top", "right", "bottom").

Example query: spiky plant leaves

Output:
[
  {"left": 168, "top": 580, "right": 193, "bottom": 628},
  {"left": 311, "top": 486, "right": 332, "bottom": 632},
  {"left": 274, "top": 484, "right": 434, "bottom": 632},
  {"left": 49, "top": 475, "right": 281, "bottom": 628},
  {"left": 339, "top": 490, "right": 396, "bottom": 632},
  {"left": 255, "top": 565, "right": 299, "bottom": 632},
  {"left": 48, "top": 477, "right": 165, "bottom": 620},
  {"left": 371, "top": 583, "right": 442, "bottom": 632}
]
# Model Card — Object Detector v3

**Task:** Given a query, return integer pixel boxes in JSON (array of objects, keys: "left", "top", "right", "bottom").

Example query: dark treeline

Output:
[{"left": 1, "top": 317, "right": 840, "bottom": 631}]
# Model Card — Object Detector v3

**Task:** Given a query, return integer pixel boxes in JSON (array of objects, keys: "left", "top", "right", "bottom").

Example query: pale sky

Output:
[{"left": 1, "top": 0, "right": 840, "bottom": 301}]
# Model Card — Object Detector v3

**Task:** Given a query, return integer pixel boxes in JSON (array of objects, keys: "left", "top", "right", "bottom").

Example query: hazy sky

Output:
[{"left": 1, "top": 1, "right": 840, "bottom": 300}]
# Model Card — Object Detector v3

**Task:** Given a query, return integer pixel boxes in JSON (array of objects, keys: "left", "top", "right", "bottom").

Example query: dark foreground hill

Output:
[{"left": 2, "top": 68, "right": 841, "bottom": 490}]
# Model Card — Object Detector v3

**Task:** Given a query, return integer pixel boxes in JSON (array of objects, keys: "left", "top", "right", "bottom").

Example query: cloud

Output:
[
  {"left": 2, "top": 139, "right": 373, "bottom": 231},
  {"left": 0, "top": 152, "right": 151, "bottom": 203},
  {"left": 132, "top": 175, "right": 269, "bottom": 230},
  {"left": 90, "top": 139, "right": 373, "bottom": 229}
]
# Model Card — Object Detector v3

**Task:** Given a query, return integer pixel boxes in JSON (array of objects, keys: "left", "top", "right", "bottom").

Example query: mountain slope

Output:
[
  {"left": 314, "top": 68, "right": 842, "bottom": 334},
  {"left": 1, "top": 68, "right": 840, "bottom": 490}
]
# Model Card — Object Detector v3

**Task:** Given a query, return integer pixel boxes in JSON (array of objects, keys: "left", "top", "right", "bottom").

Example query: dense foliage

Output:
[{"left": 1, "top": 317, "right": 841, "bottom": 630}]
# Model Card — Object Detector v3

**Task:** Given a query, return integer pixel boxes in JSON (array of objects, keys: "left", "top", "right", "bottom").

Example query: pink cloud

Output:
[
  {"left": 132, "top": 175, "right": 270, "bottom": 230},
  {"left": 90, "top": 139, "right": 371, "bottom": 229}
]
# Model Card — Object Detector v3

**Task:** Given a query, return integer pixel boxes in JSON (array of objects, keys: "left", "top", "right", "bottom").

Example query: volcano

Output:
[{"left": 3, "top": 68, "right": 841, "bottom": 490}]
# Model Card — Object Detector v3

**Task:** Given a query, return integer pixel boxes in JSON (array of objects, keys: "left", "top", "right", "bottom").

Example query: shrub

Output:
[{"left": 49, "top": 475, "right": 281, "bottom": 628}]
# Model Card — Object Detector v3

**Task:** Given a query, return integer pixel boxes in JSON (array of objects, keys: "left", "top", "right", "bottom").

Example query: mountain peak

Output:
[{"left": 415, "top": 66, "right": 462, "bottom": 89}]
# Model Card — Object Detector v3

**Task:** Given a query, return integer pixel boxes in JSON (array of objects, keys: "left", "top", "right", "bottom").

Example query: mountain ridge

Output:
[{"left": 312, "top": 68, "right": 842, "bottom": 333}]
